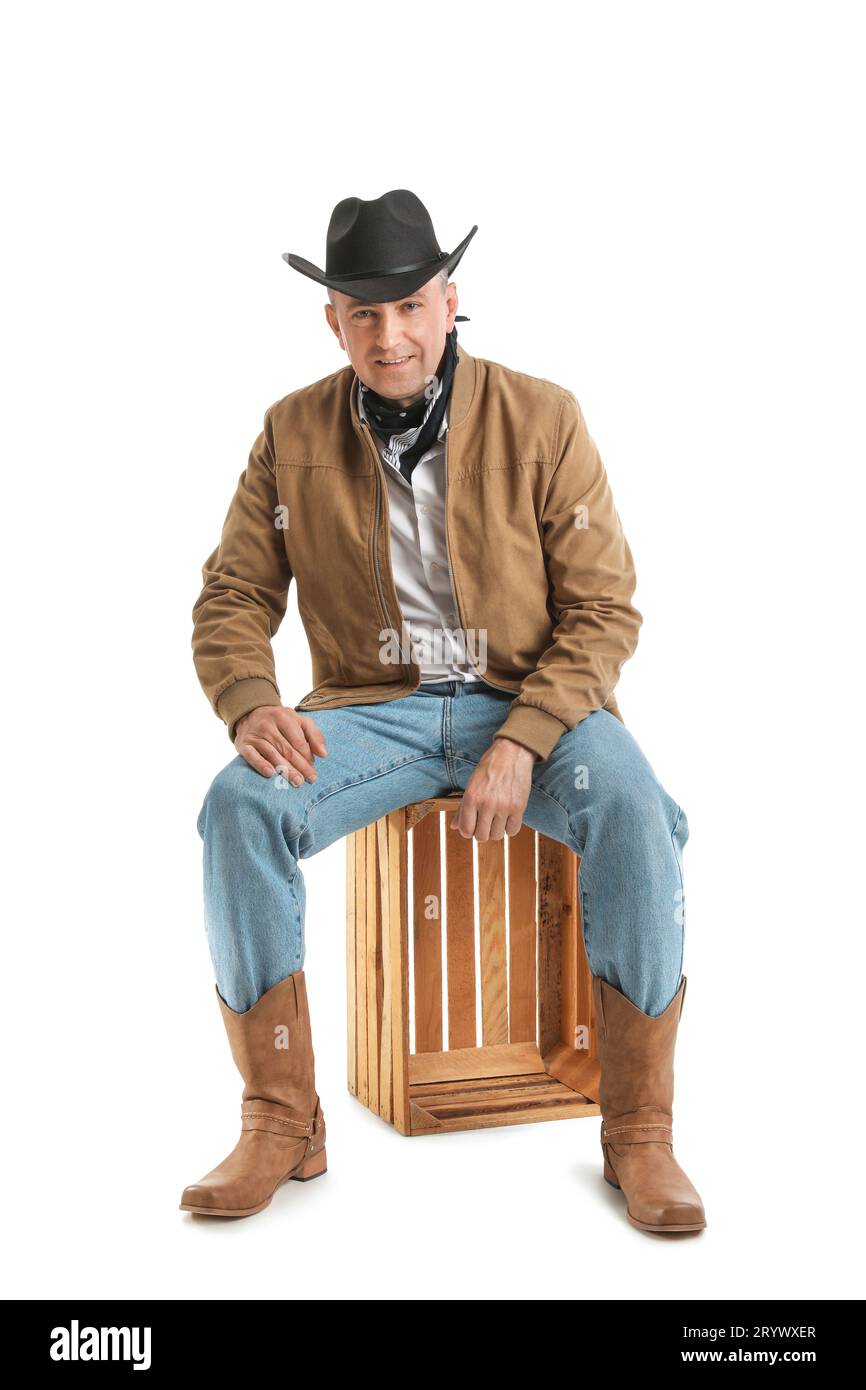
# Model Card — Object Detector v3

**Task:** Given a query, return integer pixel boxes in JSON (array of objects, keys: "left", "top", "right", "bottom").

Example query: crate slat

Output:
[
  {"left": 376, "top": 816, "right": 393, "bottom": 1123},
  {"left": 477, "top": 839, "right": 508, "bottom": 1045},
  {"left": 412, "top": 809, "right": 442, "bottom": 1054},
  {"left": 508, "top": 826, "right": 537, "bottom": 1042},
  {"left": 364, "top": 822, "right": 381, "bottom": 1115},
  {"left": 537, "top": 837, "right": 564, "bottom": 1058},
  {"left": 356, "top": 827, "right": 370, "bottom": 1106},
  {"left": 387, "top": 809, "right": 411, "bottom": 1134},
  {"left": 410, "top": 1040, "right": 542, "bottom": 1084},
  {"left": 445, "top": 827, "right": 476, "bottom": 1050},
  {"left": 346, "top": 834, "right": 357, "bottom": 1096}
]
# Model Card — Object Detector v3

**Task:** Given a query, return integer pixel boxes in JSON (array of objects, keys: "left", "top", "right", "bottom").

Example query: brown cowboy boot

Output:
[
  {"left": 180, "top": 969, "right": 327, "bottom": 1218},
  {"left": 591, "top": 972, "right": 705, "bottom": 1234}
]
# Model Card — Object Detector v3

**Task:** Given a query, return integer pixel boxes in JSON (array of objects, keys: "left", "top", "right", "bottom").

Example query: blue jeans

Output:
[{"left": 197, "top": 681, "right": 689, "bottom": 1017}]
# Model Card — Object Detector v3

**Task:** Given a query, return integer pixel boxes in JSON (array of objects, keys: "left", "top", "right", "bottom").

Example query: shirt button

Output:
[{"left": 418, "top": 504, "right": 429, "bottom": 515}]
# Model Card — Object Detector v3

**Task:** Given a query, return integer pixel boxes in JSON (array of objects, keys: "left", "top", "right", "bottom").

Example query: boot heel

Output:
[
  {"left": 603, "top": 1152, "right": 621, "bottom": 1188},
  {"left": 292, "top": 1145, "right": 327, "bottom": 1182}
]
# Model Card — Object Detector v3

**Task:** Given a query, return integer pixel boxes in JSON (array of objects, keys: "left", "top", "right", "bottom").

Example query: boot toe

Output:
[
  {"left": 631, "top": 1195, "right": 706, "bottom": 1231},
  {"left": 179, "top": 1178, "right": 233, "bottom": 1212},
  {"left": 179, "top": 1181, "right": 225, "bottom": 1212}
]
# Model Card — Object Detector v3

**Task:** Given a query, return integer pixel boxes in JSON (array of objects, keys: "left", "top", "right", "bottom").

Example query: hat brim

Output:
[{"left": 282, "top": 225, "right": 477, "bottom": 303}]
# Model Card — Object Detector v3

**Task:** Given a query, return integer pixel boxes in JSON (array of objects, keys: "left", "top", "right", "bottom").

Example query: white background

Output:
[{"left": 2, "top": 0, "right": 864, "bottom": 1302}]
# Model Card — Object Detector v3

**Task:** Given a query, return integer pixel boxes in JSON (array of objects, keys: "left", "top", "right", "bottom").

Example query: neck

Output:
[{"left": 384, "top": 387, "right": 428, "bottom": 408}]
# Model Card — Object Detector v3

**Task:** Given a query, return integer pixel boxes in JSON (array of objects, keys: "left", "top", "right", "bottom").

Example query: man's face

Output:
[{"left": 325, "top": 273, "right": 458, "bottom": 406}]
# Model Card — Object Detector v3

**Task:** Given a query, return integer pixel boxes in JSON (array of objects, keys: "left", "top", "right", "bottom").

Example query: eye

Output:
[
  {"left": 404, "top": 302, "right": 421, "bottom": 311},
  {"left": 353, "top": 309, "right": 373, "bottom": 320}
]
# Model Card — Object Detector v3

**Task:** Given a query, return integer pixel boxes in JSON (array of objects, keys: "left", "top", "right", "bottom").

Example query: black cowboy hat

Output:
[{"left": 282, "top": 188, "right": 477, "bottom": 304}]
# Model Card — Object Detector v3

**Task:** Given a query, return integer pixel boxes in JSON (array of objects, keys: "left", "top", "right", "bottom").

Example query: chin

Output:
[{"left": 371, "top": 365, "right": 424, "bottom": 396}]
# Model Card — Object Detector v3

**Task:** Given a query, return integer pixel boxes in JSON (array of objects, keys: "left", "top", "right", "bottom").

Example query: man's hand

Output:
[
  {"left": 450, "top": 737, "right": 538, "bottom": 840},
  {"left": 234, "top": 705, "right": 328, "bottom": 782}
]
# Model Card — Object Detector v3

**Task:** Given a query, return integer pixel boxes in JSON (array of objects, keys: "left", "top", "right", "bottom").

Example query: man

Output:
[{"left": 182, "top": 189, "right": 706, "bottom": 1234}]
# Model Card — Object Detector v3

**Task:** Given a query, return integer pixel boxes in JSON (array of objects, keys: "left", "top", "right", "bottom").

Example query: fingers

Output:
[
  {"left": 260, "top": 739, "right": 313, "bottom": 787},
  {"left": 268, "top": 730, "right": 318, "bottom": 783},
  {"left": 471, "top": 810, "right": 509, "bottom": 842},
  {"left": 249, "top": 713, "right": 319, "bottom": 783},
  {"left": 273, "top": 708, "right": 314, "bottom": 766},
  {"left": 237, "top": 736, "right": 312, "bottom": 786},
  {"left": 233, "top": 706, "right": 326, "bottom": 785},
  {"left": 275, "top": 759, "right": 306, "bottom": 789},
  {"left": 296, "top": 714, "right": 329, "bottom": 758},
  {"left": 450, "top": 800, "right": 475, "bottom": 838},
  {"left": 450, "top": 798, "right": 522, "bottom": 841},
  {"left": 238, "top": 739, "right": 281, "bottom": 779}
]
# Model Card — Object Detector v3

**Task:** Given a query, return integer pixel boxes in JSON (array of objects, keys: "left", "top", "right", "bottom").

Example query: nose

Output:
[{"left": 375, "top": 307, "right": 404, "bottom": 353}]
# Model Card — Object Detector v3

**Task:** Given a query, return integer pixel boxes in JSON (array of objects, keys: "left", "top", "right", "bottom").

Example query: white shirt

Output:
[{"left": 358, "top": 379, "right": 481, "bottom": 684}]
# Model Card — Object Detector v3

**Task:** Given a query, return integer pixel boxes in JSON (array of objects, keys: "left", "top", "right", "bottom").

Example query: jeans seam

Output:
[
  {"left": 293, "top": 752, "right": 446, "bottom": 843},
  {"left": 580, "top": 881, "right": 591, "bottom": 964},
  {"left": 671, "top": 803, "right": 686, "bottom": 987},
  {"left": 443, "top": 700, "right": 460, "bottom": 789}
]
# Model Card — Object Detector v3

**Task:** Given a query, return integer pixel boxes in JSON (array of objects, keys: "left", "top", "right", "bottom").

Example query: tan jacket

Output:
[{"left": 192, "top": 342, "right": 643, "bottom": 762}]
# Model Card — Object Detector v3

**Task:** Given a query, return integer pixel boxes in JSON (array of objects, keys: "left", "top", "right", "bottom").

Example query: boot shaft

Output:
[
  {"left": 592, "top": 973, "right": 686, "bottom": 1119},
  {"left": 216, "top": 969, "right": 318, "bottom": 1119}
]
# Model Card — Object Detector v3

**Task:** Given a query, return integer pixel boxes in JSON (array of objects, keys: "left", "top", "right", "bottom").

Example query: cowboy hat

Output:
[{"left": 283, "top": 188, "right": 477, "bottom": 303}]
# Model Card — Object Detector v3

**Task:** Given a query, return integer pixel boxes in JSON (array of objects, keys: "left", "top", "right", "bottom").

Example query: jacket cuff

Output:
[
  {"left": 217, "top": 678, "right": 282, "bottom": 742},
  {"left": 492, "top": 703, "right": 569, "bottom": 763}
]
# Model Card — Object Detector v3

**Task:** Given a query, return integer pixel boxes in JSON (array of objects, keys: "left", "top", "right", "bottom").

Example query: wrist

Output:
[
  {"left": 234, "top": 704, "right": 267, "bottom": 738},
  {"left": 495, "top": 736, "right": 539, "bottom": 764}
]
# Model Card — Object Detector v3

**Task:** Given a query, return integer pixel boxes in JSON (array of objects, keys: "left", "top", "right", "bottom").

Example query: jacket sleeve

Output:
[
  {"left": 492, "top": 391, "right": 643, "bottom": 762},
  {"left": 192, "top": 407, "right": 292, "bottom": 741}
]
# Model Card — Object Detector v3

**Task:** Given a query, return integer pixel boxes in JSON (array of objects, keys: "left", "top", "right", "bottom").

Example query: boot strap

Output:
[
  {"left": 241, "top": 1098, "right": 314, "bottom": 1138},
  {"left": 602, "top": 1108, "right": 673, "bottom": 1145}
]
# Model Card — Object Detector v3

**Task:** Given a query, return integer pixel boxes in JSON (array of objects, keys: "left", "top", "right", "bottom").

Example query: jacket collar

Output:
[{"left": 348, "top": 338, "right": 476, "bottom": 437}]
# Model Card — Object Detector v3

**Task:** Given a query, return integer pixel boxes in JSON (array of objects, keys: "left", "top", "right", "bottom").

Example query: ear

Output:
[{"left": 324, "top": 301, "right": 346, "bottom": 350}]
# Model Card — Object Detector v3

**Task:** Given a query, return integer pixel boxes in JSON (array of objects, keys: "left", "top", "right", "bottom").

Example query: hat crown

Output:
[
  {"left": 325, "top": 189, "right": 443, "bottom": 279},
  {"left": 283, "top": 190, "right": 477, "bottom": 304}
]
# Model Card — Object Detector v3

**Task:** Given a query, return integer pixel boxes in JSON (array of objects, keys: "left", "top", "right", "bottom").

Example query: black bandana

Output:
[{"left": 359, "top": 323, "right": 462, "bottom": 483}]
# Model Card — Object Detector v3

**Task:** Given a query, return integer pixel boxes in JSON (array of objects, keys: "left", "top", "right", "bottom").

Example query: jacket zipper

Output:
[{"left": 442, "top": 426, "right": 516, "bottom": 695}]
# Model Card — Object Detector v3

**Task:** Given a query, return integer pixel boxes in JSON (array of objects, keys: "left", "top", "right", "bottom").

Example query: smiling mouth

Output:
[{"left": 376, "top": 355, "right": 412, "bottom": 366}]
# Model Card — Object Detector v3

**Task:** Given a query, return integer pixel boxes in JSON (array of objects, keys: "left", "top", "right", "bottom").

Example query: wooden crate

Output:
[{"left": 346, "top": 796, "right": 600, "bottom": 1136}]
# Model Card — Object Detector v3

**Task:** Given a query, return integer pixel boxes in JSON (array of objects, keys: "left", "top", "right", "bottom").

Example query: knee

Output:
[
  {"left": 196, "top": 756, "right": 287, "bottom": 840},
  {"left": 590, "top": 766, "right": 682, "bottom": 840}
]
